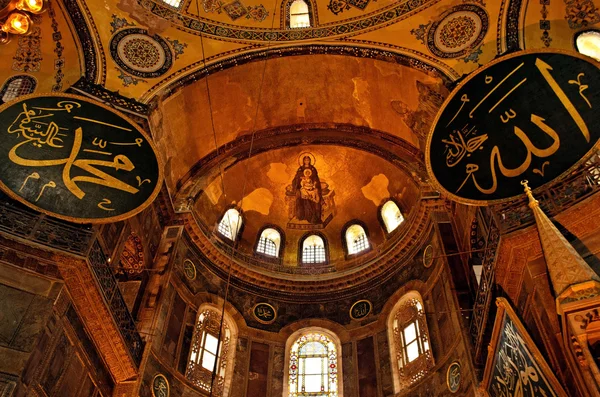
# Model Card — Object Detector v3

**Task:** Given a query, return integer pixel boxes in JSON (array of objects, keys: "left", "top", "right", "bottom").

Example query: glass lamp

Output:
[
  {"left": 2, "top": 11, "right": 32, "bottom": 35},
  {"left": 16, "top": 0, "right": 45, "bottom": 14}
]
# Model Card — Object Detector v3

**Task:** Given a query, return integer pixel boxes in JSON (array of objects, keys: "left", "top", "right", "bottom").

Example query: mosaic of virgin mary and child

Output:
[{"left": 286, "top": 153, "right": 335, "bottom": 229}]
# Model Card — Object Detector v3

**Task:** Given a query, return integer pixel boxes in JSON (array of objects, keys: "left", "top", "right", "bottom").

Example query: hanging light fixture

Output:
[
  {"left": 0, "top": 0, "right": 44, "bottom": 43},
  {"left": 2, "top": 11, "right": 32, "bottom": 35},
  {"left": 15, "top": 0, "right": 45, "bottom": 14}
]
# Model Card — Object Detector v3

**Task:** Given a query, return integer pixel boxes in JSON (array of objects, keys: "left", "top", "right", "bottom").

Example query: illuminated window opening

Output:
[
  {"left": 576, "top": 30, "right": 600, "bottom": 62},
  {"left": 1, "top": 75, "right": 36, "bottom": 103},
  {"left": 288, "top": 332, "right": 339, "bottom": 397},
  {"left": 388, "top": 293, "right": 434, "bottom": 392},
  {"left": 186, "top": 307, "right": 236, "bottom": 397},
  {"left": 161, "top": 0, "right": 183, "bottom": 8},
  {"left": 302, "top": 234, "right": 326, "bottom": 264},
  {"left": 217, "top": 208, "right": 242, "bottom": 241},
  {"left": 345, "top": 224, "right": 370, "bottom": 255},
  {"left": 257, "top": 228, "right": 282, "bottom": 257},
  {"left": 289, "top": 0, "right": 310, "bottom": 28},
  {"left": 381, "top": 200, "right": 404, "bottom": 234}
]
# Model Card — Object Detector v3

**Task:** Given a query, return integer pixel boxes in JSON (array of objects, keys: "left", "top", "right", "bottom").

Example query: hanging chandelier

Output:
[{"left": 0, "top": 0, "right": 45, "bottom": 44}]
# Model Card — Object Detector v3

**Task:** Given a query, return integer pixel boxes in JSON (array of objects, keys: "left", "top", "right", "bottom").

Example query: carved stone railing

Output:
[
  {"left": 88, "top": 241, "right": 144, "bottom": 365},
  {"left": 492, "top": 154, "right": 600, "bottom": 234},
  {"left": 0, "top": 193, "right": 94, "bottom": 255},
  {"left": 468, "top": 214, "right": 500, "bottom": 362}
]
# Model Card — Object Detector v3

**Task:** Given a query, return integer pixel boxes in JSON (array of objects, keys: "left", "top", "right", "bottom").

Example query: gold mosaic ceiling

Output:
[{"left": 6, "top": 0, "right": 591, "bottom": 103}]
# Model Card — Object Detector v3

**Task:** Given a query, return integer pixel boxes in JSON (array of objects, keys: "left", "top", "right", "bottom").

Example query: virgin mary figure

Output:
[{"left": 291, "top": 155, "right": 322, "bottom": 224}]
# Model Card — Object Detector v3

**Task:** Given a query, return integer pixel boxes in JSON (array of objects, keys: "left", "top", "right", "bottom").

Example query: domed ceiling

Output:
[{"left": 192, "top": 144, "right": 420, "bottom": 266}]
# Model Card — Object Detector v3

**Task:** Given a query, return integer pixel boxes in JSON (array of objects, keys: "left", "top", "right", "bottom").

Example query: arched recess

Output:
[
  {"left": 116, "top": 233, "right": 147, "bottom": 317},
  {"left": 186, "top": 302, "right": 239, "bottom": 397},
  {"left": 283, "top": 326, "right": 344, "bottom": 397},
  {"left": 387, "top": 290, "right": 434, "bottom": 393}
]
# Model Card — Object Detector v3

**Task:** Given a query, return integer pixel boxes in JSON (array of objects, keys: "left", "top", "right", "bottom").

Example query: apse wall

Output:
[{"left": 137, "top": 225, "right": 478, "bottom": 396}]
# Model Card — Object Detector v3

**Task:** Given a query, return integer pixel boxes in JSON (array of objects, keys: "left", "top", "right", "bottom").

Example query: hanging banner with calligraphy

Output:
[
  {"left": 426, "top": 50, "right": 600, "bottom": 205},
  {"left": 482, "top": 298, "right": 567, "bottom": 397},
  {"left": 0, "top": 93, "right": 162, "bottom": 223}
]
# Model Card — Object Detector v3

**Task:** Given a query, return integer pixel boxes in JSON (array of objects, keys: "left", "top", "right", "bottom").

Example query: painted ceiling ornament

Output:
[
  {"left": 327, "top": 0, "right": 372, "bottom": 15},
  {"left": 286, "top": 152, "right": 336, "bottom": 229},
  {"left": 426, "top": 4, "right": 489, "bottom": 59},
  {"left": 564, "top": 0, "right": 600, "bottom": 29},
  {"left": 110, "top": 28, "right": 173, "bottom": 78},
  {"left": 246, "top": 4, "right": 269, "bottom": 22}
]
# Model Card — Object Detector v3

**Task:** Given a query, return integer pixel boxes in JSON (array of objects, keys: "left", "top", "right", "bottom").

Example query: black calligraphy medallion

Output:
[
  {"left": 252, "top": 303, "right": 277, "bottom": 324},
  {"left": 151, "top": 374, "right": 169, "bottom": 397},
  {"left": 0, "top": 93, "right": 162, "bottom": 223},
  {"left": 183, "top": 259, "right": 196, "bottom": 280},
  {"left": 446, "top": 361, "right": 461, "bottom": 393},
  {"left": 426, "top": 50, "right": 600, "bottom": 204},
  {"left": 349, "top": 300, "right": 372, "bottom": 320}
]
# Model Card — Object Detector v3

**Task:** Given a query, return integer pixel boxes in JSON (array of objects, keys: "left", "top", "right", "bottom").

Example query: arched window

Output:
[
  {"left": 289, "top": 0, "right": 310, "bottom": 28},
  {"left": 256, "top": 227, "right": 282, "bottom": 258},
  {"left": 217, "top": 208, "right": 242, "bottom": 241},
  {"left": 0, "top": 75, "right": 36, "bottom": 104},
  {"left": 186, "top": 306, "right": 237, "bottom": 396},
  {"left": 344, "top": 223, "right": 370, "bottom": 255},
  {"left": 286, "top": 330, "right": 341, "bottom": 396},
  {"left": 387, "top": 292, "right": 434, "bottom": 392},
  {"left": 381, "top": 200, "right": 404, "bottom": 234},
  {"left": 301, "top": 234, "right": 327, "bottom": 264},
  {"left": 575, "top": 30, "right": 600, "bottom": 61},
  {"left": 162, "top": 0, "right": 183, "bottom": 7}
]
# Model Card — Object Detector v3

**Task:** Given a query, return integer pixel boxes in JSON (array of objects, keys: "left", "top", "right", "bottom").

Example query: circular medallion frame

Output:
[
  {"left": 151, "top": 373, "right": 170, "bottom": 397},
  {"left": 110, "top": 28, "right": 173, "bottom": 78},
  {"left": 349, "top": 299, "right": 372, "bottom": 320},
  {"left": 426, "top": 48, "right": 600, "bottom": 205},
  {"left": 446, "top": 361, "right": 461, "bottom": 393},
  {"left": 252, "top": 302, "right": 277, "bottom": 324},
  {"left": 427, "top": 4, "right": 489, "bottom": 59},
  {"left": 0, "top": 93, "right": 163, "bottom": 224},
  {"left": 423, "top": 244, "right": 434, "bottom": 268},
  {"left": 183, "top": 259, "right": 197, "bottom": 280}
]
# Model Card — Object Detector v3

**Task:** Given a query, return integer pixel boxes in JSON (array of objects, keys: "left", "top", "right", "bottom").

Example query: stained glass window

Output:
[
  {"left": 217, "top": 208, "right": 242, "bottom": 241},
  {"left": 186, "top": 308, "right": 231, "bottom": 396},
  {"left": 391, "top": 296, "right": 433, "bottom": 388},
  {"left": 257, "top": 228, "right": 281, "bottom": 257},
  {"left": 381, "top": 200, "right": 404, "bottom": 233},
  {"left": 302, "top": 235, "right": 326, "bottom": 264},
  {"left": 289, "top": 0, "right": 310, "bottom": 28},
  {"left": 289, "top": 333, "right": 338, "bottom": 397},
  {"left": 345, "top": 224, "right": 370, "bottom": 255}
]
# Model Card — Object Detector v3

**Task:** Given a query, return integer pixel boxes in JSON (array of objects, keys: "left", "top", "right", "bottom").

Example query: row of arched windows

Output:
[
  {"left": 216, "top": 200, "right": 405, "bottom": 263},
  {"left": 184, "top": 292, "right": 433, "bottom": 396},
  {"left": 0, "top": 75, "right": 37, "bottom": 104}
]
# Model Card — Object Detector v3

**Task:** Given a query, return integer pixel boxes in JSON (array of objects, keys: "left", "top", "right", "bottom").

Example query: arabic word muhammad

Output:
[
  {"left": 152, "top": 374, "right": 169, "bottom": 397},
  {"left": 0, "top": 94, "right": 161, "bottom": 223},
  {"left": 254, "top": 303, "right": 276, "bottom": 322},
  {"left": 488, "top": 317, "right": 558, "bottom": 397},
  {"left": 350, "top": 300, "right": 371, "bottom": 319},
  {"left": 447, "top": 362, "right": 461, "bottom": 393},
  {"left": 427, "top": 51, "right": 600, "bottom": 204}
]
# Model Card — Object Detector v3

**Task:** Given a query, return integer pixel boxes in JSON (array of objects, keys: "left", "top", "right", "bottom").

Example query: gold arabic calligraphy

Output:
[
  {"left": 6, "top": 101, "right": 150, "bottom": 208},
  {"left": 442, "top": 57, "right": 593, "bottom": 196}
]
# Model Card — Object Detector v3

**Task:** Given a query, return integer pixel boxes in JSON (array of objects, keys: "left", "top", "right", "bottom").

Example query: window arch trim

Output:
[
  {"left": 0, "top": 75, "right": 37, "bottom": 104},
  {"left": 186, "top": 303, "right": 239, "bottom": 397},
  {"left": 387, "top": 291, "right": 434, "bottom": 393},
  {"left": 281, "top": 0, "right": 318, "bottom": 29},
  {"left": 215, "top": 206, "right": 244, "bottom": 245},
  {"left": 298, "top": 232, "right": 329, "bottom": 265},
  {"left": 254, "top": 224, "right": 285, "bottom": 262},
  {"left": 378, "top": 198, "right": 405, "bottom": 236},
  {"left": 341, "top": 220, "right": 372, "bottom": 258},
  {"left": 283, "top": 326, "right": 344, "bottom": 397}
]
